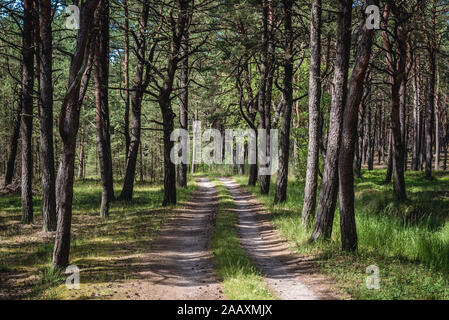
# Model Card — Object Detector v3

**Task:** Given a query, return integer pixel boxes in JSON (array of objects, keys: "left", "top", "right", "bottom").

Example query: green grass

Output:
[
  {"left": 0, "top": 178, "right": 196, "bottom": 299},
  {"left": 233, "top": 170, "right": 449, "bottom": 300},
  {"left": 210, "top": 178, "right": 275, "bottom": 300}
]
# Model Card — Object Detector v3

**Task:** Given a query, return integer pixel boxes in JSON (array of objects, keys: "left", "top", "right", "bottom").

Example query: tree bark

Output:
[
  {"left": 94, "top": 0, "right": 114, "bottom": 218},
  {"left": 425, "top": 49, "right": 436, "bottom": 179},
  {"left": 53, "top": 0, "right": 100, "bottom": 269},
  {"left": 274, "top": 0, "right": 293, "bottom": 204},
  {"left": 191, "top": 106, "right": 198, "bottom": 174},
  {"left": 434, "top": 63, "right": 440, "bottom": 171},
  {"left": 120, "top": 3, "right": 149, "bottom": 200},
  {"left": 399, "top": 78, "right": 407, "bottom": 171},
  {"left": 367, "top": 102, "right": 374, "bottom": 170},
  {"left": 159, "top": 0, "right": 190, "bottom": 206},
  {"left": 310, "top": 0, "right": 352, "bottom": 242},
  {"left": 177, "top": 31, "right": 189, "bottom": 188},
  {"left": 123, "top": 0, "right": 130, "bottom": 162},
  {"left": 21, "top": 0, "right": 35, "bottom": 225},
  {"left": 301, "top": 0, "right": 321, "bottom": 227},
  {"left": 258, "top": 0, "right": 272, "bottom": 195},
  {"left": 412, "top": 64, "right": 421, "bottom": 171},
  {"left": 77, "top": 130, "right": 85, "bottom": 179},
  {"left": 4, "top": 95, "right": 22, "bottom": 187},
  {"left": 385, "top": 129, "right": 393, "bottom": 182},
  {"left": 338, "top": 0, "right": 378, "bottom": 252},
  {"left": 38, "top": 0, "right": 57, "bottom": 231},
  {"left": 382, "top": 2, "right": 407, "bottom": 200}
]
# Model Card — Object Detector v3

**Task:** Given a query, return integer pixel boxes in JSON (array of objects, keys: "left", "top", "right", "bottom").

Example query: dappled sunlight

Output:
[
  {"left": 0, "top": 179, "right": 196, "bottom": 299},
  {"left": 231, "top": 169, "right": 449, "bottom": 299}
]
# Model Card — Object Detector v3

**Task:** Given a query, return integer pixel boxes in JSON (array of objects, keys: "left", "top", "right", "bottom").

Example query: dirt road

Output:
[
  {"left": 110, "top": 178, "right": 224, "bottom": 300},
  {"left": 219, "top": 178, "right": 339, "bottom": 300}
]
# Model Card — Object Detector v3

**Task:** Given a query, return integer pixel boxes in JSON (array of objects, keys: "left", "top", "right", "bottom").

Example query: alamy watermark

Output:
[
  {"left": 65, "top": 265, "right": 80, "bottom": 290},
  {"left": 365, "top": 5, "right": 380, "bottom": 30},
  {"left": 64, "top": 3, "right": 382, "bottom": 32},
  {"left": 366, "top": 265, "right": 380, "bottom": 290},
  {"left": 65, "top": 5, "right": 80, "bottom": 30},
  {"left": 170, "top": 121, "right": 279, "bottom": 176}
]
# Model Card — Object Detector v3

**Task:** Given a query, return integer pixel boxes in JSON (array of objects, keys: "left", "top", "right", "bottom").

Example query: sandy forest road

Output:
[
  {"left": 110, "top": 178, "right": 224, "bottom": 300},
  {"left": 105, "top": 176, "right": 340, "bottom": 300},
  {"left": 219, "top": 178, "right": 340, "bottom": 300}
]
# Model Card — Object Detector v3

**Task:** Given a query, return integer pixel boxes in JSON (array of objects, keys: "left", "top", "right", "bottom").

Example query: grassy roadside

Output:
[
  {"left": 233, "top": 171, "right": 449, "bottom": 300},
  {"left": 209, "top": 178, "right": 275, "bottom": 300},
  {"left": 0, "top": 179, "right": 196, "bottom": 300}
]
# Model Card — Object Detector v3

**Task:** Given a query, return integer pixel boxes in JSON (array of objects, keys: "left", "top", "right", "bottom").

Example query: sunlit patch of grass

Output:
[
  {"left": 210, "top": 178, "right": 275, "bottom": 300},
  {"left": 232, "top": 170, "right": 449, "bottom": 300},
  {"left": 0, "top": 178, "right": 197, "bottom": 299}
]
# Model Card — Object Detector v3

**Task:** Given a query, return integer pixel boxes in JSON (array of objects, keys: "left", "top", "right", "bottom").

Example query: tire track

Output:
[
  {"left": 219, "top": 178, "right": 338, "bottom": 300},
  {"left": 110, "top": 178, "right": 224, "bottom": 300}
]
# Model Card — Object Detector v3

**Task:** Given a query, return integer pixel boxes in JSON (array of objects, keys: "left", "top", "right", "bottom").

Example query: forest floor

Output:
[
  {"left": 0, "top": 175, "right": 338, "bottom": 300},
  {"left": 0, "top": 179, "right": 196, "bottom": 299},
  {"left": 231, "top": 170, "right": 449, "bottom": 299},
  {"left": 105, "top": 178, "right": 224, "bottom": 300},
  {"left": 2, "top": 169, "right": 449, "bottom": 300},
  {"left": 217, "top": 177, "right": 341, "bottom": 300}
]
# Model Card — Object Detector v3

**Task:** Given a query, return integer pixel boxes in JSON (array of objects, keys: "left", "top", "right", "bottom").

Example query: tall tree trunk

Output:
[
  {"left": 159, "top": 0, "right": 190, "bottom": 206},
  {"left": 120, "top": 3, "right": 149, "bottom": 200},
  {"left": 385, "top": 129, "right": 393, "bottom": 182},
  {"left": 391, "top": 83, "right": 407, "bottom": 200},
  {"left": 177, "top": 31, "right": 189, "bottom": 188},
  {"left": 274, "top": 0, "right": 293, "bottom": 204},
  {"left": 77, "top": 130, "right": 85, "bottom": 179},
  {"left": 258, "top": 0, "right": 271, "bottom": 194},
  {"left": 161, "top": 100, "right": 177, "bottom": 206},
  {"left": 412, "top": 65, "right": 420, "bottom": 171},
  {"left": 367, "top": 102, "right": 374, "bottom": 170},
  {"left": 38, "top": 0, "right": 57, "bottom": 231},
  {"left": 140, "top": 142, "right": 144, "bottom": 182},
  {"left": 425, "top": 49, "right": 436, "bottom": 179},
  {"left": 21, "top": 0, "right": 35, "bottom": 225},
  {"left": 191, "top": 106, "right": 198, "bottom": 174},
  {"left": 444, "top": 91, "right": 448, "bottom": 171},
  {"left": 301, "top": 0, "right": 321, "bottom": 227},
  {"left": 434, "top": 63, "right": 440, "bottom": 171},
  {"left": 53, "top": 0, "right": 100, "bottom": 269},
  {"left": 356, "top": 95, "right": 368, "bottom": 178},
  {"left": 123, "top": 0, "right": 130, "bottom": 162},
  {"left": 382, "top": 2, "right": 407, "bottom": 200},
  {"left": 4, "top": 95, "right": 22, "bottom": 186},
  {"left": 94, "top": 0, "right": 114, "bottom": 218},
  {"left": 399, "top": 79, "right": 407, "bottom": 171},
  {"left": 338, "top": 0, "right": 378, "bottom": 252},
  {"left": 420, "top": 113, "right": 426, "bottom": 171},
  {"left": 310, "top": 0, "right": 352, "bottom": 242}
]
